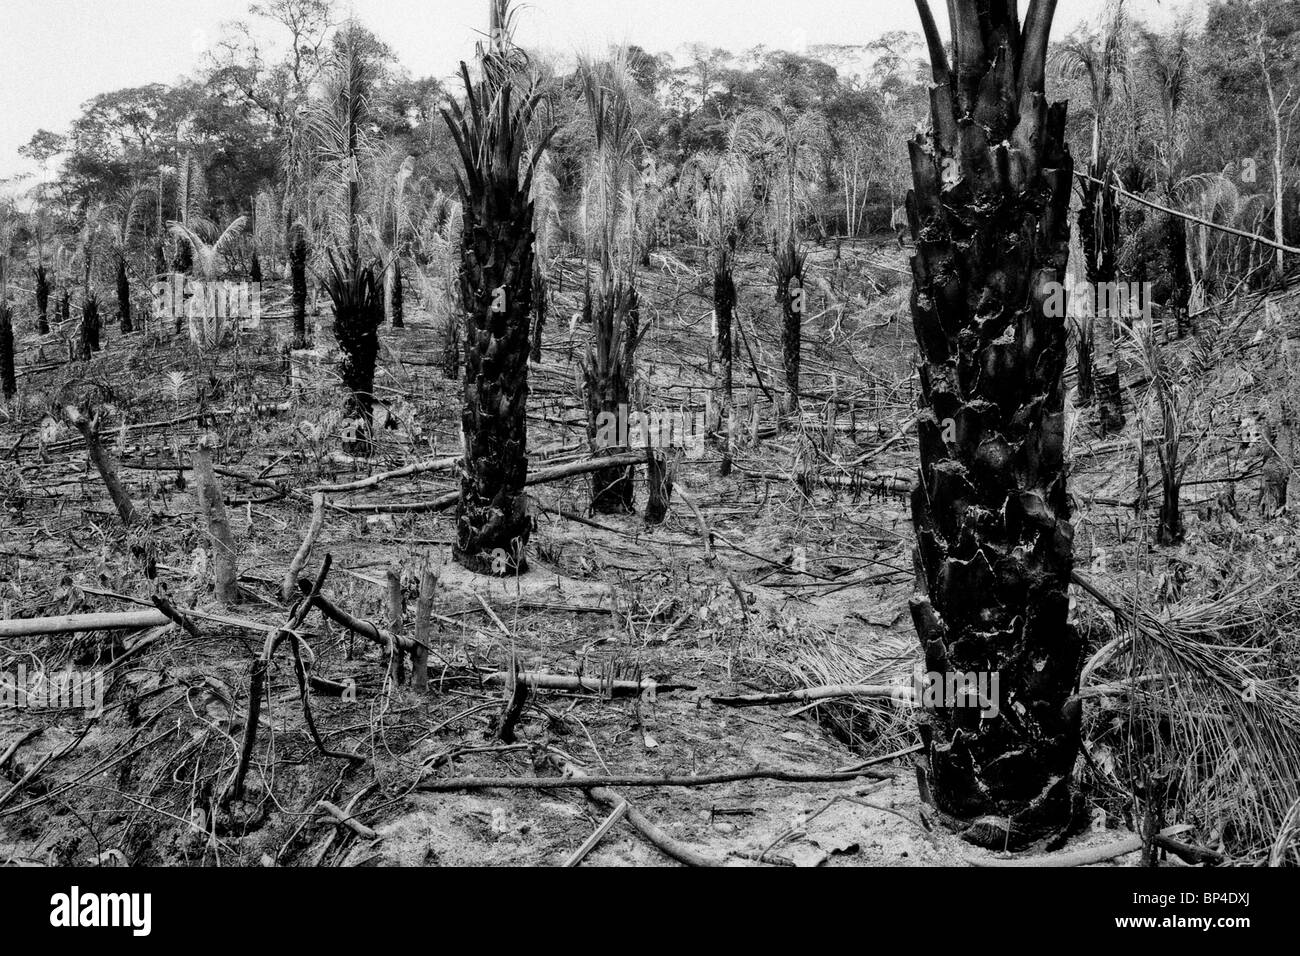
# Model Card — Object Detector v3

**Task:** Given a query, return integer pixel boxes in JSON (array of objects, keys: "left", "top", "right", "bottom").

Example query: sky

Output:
[{"left": 0, "top": 0, "right": 1205, "bottom": 186}]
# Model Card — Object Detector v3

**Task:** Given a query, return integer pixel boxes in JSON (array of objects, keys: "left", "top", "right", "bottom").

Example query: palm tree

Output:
[
  {"left": 685, "top": 138, "right": 752, "bottom": 465},
  {"left": 578, "top": 52, "right": 650, "bottom": 514},
  {"left": 377, "top": 153, "right": 416, "bottom": 329},
  {"left": 1053, "top": 1, "right": 1128, "bottom": 430},
  {"left": 103, "top": 185, "right": 157, "bottom": 335},
  {"left": 1136, "top": 21, "right": 1196, "bottom": 322},
  {"left": 168, "top": 216, "right": 249, "bottom": 347},
  {"left": 907, "top": 0, "right": 1081, "bottom": 849},
  {"left": 442, "top": 0, "right": 553, "bottom": 574},
  {"left": 302, "top": 22, "right": 386, "bottom": 448},
  {"left": 733, "top": 105, "right": 828, "bottom": 413}
]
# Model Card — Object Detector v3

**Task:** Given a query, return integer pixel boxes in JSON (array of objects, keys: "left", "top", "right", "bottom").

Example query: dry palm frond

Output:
[
  {"left": 1080, "top": 572, "right": 1300, "bottom": 863},
  {"left": 765, "top": 623, "right": 918, "bottom": 756}
]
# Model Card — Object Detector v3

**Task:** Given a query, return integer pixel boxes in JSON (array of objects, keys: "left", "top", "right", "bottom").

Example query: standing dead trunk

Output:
[
  {"left": 80, "top": 293, "right": 100, "bottom": 359},
  {"left": 116, "top": 257, "right": 132, "bottom": 334},
  {"left": 906, "top": 0, "right": 1082, "bottom": 849},
  {"left": 35, "top": 265, "right": 50, "bottom": 335},
  {"left": 1078, "top": 162, "right": 1124, "bottom": 430},
  {"left": 390, "top": 260, "right": 405, "bottom": 328},
  {"left": 583, "top": 284, "right": 638, "bottom": 515},
  {"left": 193, "top": 434, "right": 239, "bottom": 606},
  {"left": 530, "top": 263, "right": 547, "bottom": 363},
  {"left": 385, "top": 565, "right": 405, "bottom": 685},
  {"left": 412, "top": 566, "right": 437, "bottom": 691},
  {"left": 59, "top": 291, "right": 70, "bottom": 330},
  {"left": 0, "top": 304, "right": 15, "bottom": 400},
  {"left": 290, "top": 230, "right": 309, "bottom": 350},
  {"left": 714, "top": 242, "right": 737, "bottom": 472},
  {"left": 775, "top": 238, "right": 805, "bottom": 414}
]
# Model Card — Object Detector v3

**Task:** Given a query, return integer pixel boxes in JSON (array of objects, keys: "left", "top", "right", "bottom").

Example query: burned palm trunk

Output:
[
  {"left": 116, "top": 257, "right": 132, "bottom": 334},
  {"left": 59, "top": 291, "right": 70, "bottom": 329},
  {"left": 454, "top": 201, "right": 535, "bottom": 572},
  {"left": 390, "top": 259, "right": 405, "bottom": 328},
  {"left": 583, "top": 283, "right": 639, "bottom": 515},
  {"left": 35, "top": 265, "right": 50, "bottom": 335},
  {"left": 80, "top": 293, "right": 101, "bottom": 359},
  {"left": 529, "top": 263, "right": 546, "bottom": 363},
  {"left": 443, "top": 69, "right": 550, "bottom": 576},
  {"left": 775, "top": 238, "right": 806, "bottom": 413},
  {"left": 906, "top": 0, "right": 1082, "bottom": 849},
  {"left": 324, "top": 253, "right": 384, "bottom": 452},
  {"left": 154, "top": 241, "right": 167, "bottom": 281},
  {"left": 1078, "top": 160, "right": 1124, "bottom": 430},
  {"left": 250, "top": 251, "right": 263, "bottom": 284},
  {"left": 443, "top": 310, "right": 461, "bottom": 378},
  {"left": 0, "top": 304, "right": 15, "bottom": 399},
  {"left": 290, "top": 229, "right": 309, "bottom": 350},
  {"left": 715, "top": 244, "right": 736, "bottom": 412}
]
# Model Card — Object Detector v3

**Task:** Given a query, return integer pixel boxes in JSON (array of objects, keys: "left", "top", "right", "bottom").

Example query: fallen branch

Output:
[
  {"left": 712, "top": 683, "right": 906, "bottom": 708},
  {"left": 332, "top": 449, "right": 656, "bottom": 514},
  {"left": 64, "top": 405, "right": 136, "bottom": 526},
  {"left": 416, "top": 766, "right": 889, "bottom": 793}
]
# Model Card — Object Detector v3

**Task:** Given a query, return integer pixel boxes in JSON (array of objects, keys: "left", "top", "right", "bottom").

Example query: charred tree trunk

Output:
[
  {"left": 390, "top": 259, "right": 405, "bottom": 328},
  {"left": 80, "top": 293, "right": 101, "bottom": 359},
  {"left": 775, "top": 238, "right": 805, "bottom": 414},
  {"left": 154, "top": 241, "right": 167, "bottom": 282},
  {"left": 59, "top": 291, "right": 70, "bottom": 329},
  {"left": 325, "top": 254, "right": 384, "bottom": 453},
  {"left": 1079, "top": 161, "right": 1125, "bottom": 432},
  {"left": 35, "top": 265, "right": 50, "bottom": 335},
  {"left": 530, "top": 263, "right": 546, "bottom": 363},
  {"left": 0, "top": 304, "right": 14, "bottom": 399},
  {"left": 250, "top": 251, "right": 263, "bottom": 284},
  {"left": 290, "top": 230, "right": 309, "bottom": 350},
  {"left": 714, "top": 240, "right": 736, "bottom": 410},
  {"left": 583, "top": 283, "right": 638, "bottom": 515},
  {"left": 906, "top": 0, "right": 1082, "bottom": 849},
  {"left": 116, "top": 256, "right": 132, "bottom": 334}
]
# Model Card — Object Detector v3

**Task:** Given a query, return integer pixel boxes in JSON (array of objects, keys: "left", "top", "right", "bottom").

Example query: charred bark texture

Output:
[
  {"left": 290, "top": 230, "right": 309, "bottom": 350},
  {"left": 443, "top": 70, "right": 551, "bottom": 576},
  {"left": 583, "top": 283, "right": 639, "bottom": 515},
  {"left": 0, "top": 305, "right": 15, "bottom": 399},
  {"left": 1077, "top": 160, "right": 1124, "bottom": 429},
  {"left": 775, "top": 239, "right": 806, "bottom": 411},
  {"left": 35, "top": 266, "right": 50, "bottom": 335},
  {"left": 390, "top": 260, "right": 405, "bottom": 328},
  {"left": 80, "top": 294, "right": 101, "bottom": 359},
  {"left": 116, "top": 257, "right": 132, "bottom": 334},
  {"left": 906, "top": 0, "right": 1082, "bottom": 848}
]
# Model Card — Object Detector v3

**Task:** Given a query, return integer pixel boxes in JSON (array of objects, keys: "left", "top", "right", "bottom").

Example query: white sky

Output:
[{"left": 0, "top": 0, "right": 1203, "bottom": 185}]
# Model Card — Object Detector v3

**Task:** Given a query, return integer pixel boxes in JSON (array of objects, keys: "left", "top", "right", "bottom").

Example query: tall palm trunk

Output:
[
  {"left": 1078, "top": 159, "right": 1125, "bottom": 432},
  {"left": 80, "top": 293, "right": 101, "bottom": 359},
  {"left": 116, "top": 256, "right": 132, "bottom": 334},
  {"left": 530, "top": 263, "right": 546, "bottom": 362},
  {"left": 0, "top": 304, "right": 14, "bottom": 399},
  {"left": 35, "top": 265, "right": 50, "bottom": 335},
  {"left": 775, "top": 238, "right": 805, "bottom": 412},
  {"left": 906, "top": 0, "right": 1082, "bottom": 849},
  {"left": 443, "top": 63, "right": 552, "bottom": 575},
  {"left": 290, "top": 229, "right": 308, "bottom": 349},
  {"left": 583, "top": 282, "right": 639, "bottom": 514},
  {"left": 390, "top": 259, "right": 404, "bottom": 328}
]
